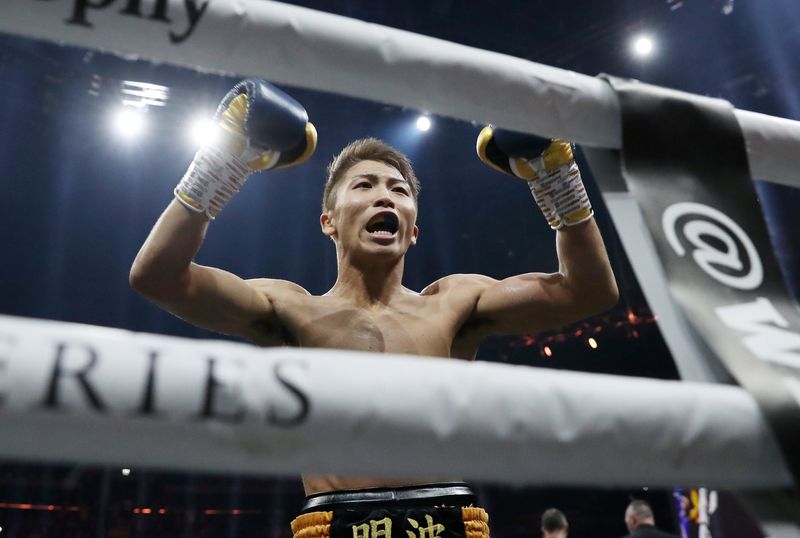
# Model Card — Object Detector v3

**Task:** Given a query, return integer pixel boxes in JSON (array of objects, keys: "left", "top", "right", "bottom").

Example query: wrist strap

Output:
[
  {"left": 175, "top": 144, "right": 252, "bottom": 219},
  {"left": 527, "top": 159, "right": 593, "bottom": 230}
]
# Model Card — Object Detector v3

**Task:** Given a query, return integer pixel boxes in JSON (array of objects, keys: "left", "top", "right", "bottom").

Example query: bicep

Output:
[
  {"left": 473, "top": 272, "right": 585, "bottom": 336},
  {"left": 151, "top": 263, "right": 278, "bottom": 338}
]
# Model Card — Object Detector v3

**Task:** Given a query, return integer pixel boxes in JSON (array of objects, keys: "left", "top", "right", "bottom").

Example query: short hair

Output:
[
  {"left": 322, "top": 138, "right": 420, "bottom": 212},
  {"left": 626, "top": 500, "right": 654, "bottom": 520},
  {"left": 541, "top": 508, "right": 568, "bottom": 532}
]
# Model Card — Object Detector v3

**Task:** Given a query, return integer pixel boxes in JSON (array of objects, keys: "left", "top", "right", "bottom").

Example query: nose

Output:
[{"left": 373, "top": 186, "right": 395, "bottom": 208}]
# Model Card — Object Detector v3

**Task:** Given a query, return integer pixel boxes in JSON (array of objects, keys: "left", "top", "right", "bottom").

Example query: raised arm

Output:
[
  {"left": 469, "top": 128, "right": 618, "bottom": 335},
  {"left": 129, "top": 79, "right": 317, "bottom": 339}
]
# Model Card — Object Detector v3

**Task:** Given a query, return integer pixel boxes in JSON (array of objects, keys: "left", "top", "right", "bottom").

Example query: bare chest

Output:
[{"left": 279, "top": 296, "right": 468, "bottom": 358}]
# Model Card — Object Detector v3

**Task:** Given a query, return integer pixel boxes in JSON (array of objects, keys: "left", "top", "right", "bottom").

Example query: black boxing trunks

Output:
[{"left": 291, "top": 483, "right": 490, "bottom": 538}]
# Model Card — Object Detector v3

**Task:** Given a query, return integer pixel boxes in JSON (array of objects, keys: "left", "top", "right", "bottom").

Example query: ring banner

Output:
[{"left": 603, "top": 77, "right": 800, "bottom": 494}]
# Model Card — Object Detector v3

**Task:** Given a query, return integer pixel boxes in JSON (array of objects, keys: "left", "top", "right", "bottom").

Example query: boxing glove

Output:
[
  {"left": 476, "top": 126, "right": 593, "bottom": 230},
  {"left": 175, "top": 79, "right": 317, "bottom": 219}
]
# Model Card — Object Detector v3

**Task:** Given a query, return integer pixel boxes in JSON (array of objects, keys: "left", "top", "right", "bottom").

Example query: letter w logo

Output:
[{"left": 716, "top": 298, "right": 800, "bottom": 369}]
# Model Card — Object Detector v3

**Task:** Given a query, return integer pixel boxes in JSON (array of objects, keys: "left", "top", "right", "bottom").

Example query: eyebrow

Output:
[{"left": 350, "top": 173, "right": 409, "bottom": 187}]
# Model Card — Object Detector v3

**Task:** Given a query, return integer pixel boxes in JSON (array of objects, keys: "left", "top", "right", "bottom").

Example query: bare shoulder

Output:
[
  {"left": 246, "top": 278, "right": 311, "bottom": 299},
  {"left": 239, "top": 278, "right": 312, "bottom": 346},
  {"left": 420, "top": 273, "right": 497, "bottom": 296},
  {"left": 420, "top": 274, "right": 500, "bottom": 359}
]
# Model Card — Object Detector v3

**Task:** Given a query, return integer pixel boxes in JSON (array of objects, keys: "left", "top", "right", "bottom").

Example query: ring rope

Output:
[
  {"left": 0, "top": 0, "right": 797, "bottom": 187},
  {"left": 0, "top": 314, "right": 792, "bottom": 489}
]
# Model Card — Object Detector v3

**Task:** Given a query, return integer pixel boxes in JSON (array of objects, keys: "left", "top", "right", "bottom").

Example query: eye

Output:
[
  {"left": 354, "top": 181, "right": 371, "bottom": 189},
  {"left": 392, "top": 186, "right": 409, "bottom": 195}
]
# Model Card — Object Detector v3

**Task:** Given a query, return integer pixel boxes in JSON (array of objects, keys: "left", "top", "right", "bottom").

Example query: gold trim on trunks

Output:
[{"left": 292, "top": 510, "right": 334, "bottom": 538}]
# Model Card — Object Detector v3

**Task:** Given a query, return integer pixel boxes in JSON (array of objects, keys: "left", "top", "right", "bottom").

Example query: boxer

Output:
[{"left": 130, "top": 79, "right": 618, "bottom": 538}]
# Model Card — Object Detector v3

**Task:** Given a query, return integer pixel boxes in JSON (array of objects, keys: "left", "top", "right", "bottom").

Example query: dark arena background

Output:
[{"left": 0, "top": 0, "right": 798, "bottom": 537}]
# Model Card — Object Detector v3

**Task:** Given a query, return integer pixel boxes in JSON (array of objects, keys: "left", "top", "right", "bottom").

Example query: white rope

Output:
[
  {"left": 0, "top": 314, "right": 792, "bottom": 489},
  {"left": 0, "top": 0, "right": 797, "bottom": 188}
]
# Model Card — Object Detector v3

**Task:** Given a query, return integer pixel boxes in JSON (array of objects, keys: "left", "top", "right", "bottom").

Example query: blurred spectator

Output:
[
  {"left": 541, "top": 507, "right": 569, "bottom": 538},
  {"left": 622, "top": 500, "right": 678, "bottom": 538}
]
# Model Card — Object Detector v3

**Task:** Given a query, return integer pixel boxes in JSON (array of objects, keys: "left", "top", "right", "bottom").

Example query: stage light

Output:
[
  {"left": 543, "top": 345, "right": 553, "bottom": 358},
  {"left": 588, "top": 337, "right": 598, "bottom": 349},
  {"left": 416, "top": 115, "right": 432, "bottom": 132},
  {"left": 189, "top": 116, "right": 218, "bottom": 146},
  {"left": 721, "top": 0, "right": 734, "bottom": 15},
  {"left": 120, "top": 80, "right": 169, "bottom": 108},
  {"left": 631, "top": 35, "right": 655, "bottom": 58},
  {"left": 121, "top": 468, "right": 131, "bottom": 476},
  {"left": 112, "top": 107, "right": 145, "bottom": 139}
]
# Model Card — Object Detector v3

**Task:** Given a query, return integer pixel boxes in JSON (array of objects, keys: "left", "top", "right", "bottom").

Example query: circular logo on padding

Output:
[{"left": 662, "top": 202, "right": 763, "bottom": 290}]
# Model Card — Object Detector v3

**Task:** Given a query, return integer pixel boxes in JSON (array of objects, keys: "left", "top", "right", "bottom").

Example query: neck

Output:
[{"left": 328, "top": 253, "right": 406, "bottom": 306}]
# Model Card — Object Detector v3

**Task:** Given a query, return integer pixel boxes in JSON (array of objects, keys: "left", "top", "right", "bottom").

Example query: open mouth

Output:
[{"left": 365, "top": 213, "right": 399, "bottom": 237}]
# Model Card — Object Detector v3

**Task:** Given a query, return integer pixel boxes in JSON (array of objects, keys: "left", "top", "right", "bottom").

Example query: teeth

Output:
[{"left": 370, "top": 230, "right": 394, "bottom": 236}]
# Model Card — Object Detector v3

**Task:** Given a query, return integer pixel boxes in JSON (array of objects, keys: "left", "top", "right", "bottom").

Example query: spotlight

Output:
[
  {"left": 416, "top": 115, "right": 432, "bottom": 132},
  {"left": 189, "top": 116, "right": 218, "bottom": 146},
  {"left": 631, "top": 35, "right": 655, "bottom": 58},
  {"left": 121, "top": 468, "right": 131, "bottom": 476},
  {"left": 112, "top": 106, "right": 145, "bottom": 139},
  {"left": 587, "top": 337, "right": 598, "bottom": 349},
  {"left": 120, "top": 80, "right": 169, "bottom": 108},
  {"left": 721, "top": 0, "right": 734, "bottom": 15},
  {"left": 542, "top": 345, "right": 553, "bottom": 358}
]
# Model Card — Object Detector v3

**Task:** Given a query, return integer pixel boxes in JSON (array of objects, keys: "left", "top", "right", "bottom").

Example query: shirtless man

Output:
[{"left": 130, "top": 80, "right": 618, "bottom": 538}]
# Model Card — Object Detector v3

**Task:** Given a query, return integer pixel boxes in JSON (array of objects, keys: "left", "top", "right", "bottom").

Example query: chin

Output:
[{"left": 359, "top": 241, "right": 408, "bottom": 258}]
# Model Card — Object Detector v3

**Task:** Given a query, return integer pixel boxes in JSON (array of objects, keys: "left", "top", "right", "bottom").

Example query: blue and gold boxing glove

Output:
[
  {"left": 176, "top": 79, "right": 317, "bottom": 219},
  {"left": 476, "top": 126, "right": 592, "bottom": 230}
]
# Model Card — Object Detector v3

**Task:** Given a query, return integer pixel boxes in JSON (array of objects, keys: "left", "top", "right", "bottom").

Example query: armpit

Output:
[{"left": 250, "top": 317, "right": 298, "bottom": 346}]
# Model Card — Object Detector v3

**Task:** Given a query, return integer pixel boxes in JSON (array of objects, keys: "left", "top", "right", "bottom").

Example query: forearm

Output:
[
  {"left": 130, "top": 199, "right": 210, "bottom": 297},
  {"left": 556, "top": 219, "right": 618, "bottom": 310},
  {"left": 473, "top": 128, "right": 620, "bottom": 332},
  {"left": 127, "top": 80, "right": 317, "bottom": 339}
]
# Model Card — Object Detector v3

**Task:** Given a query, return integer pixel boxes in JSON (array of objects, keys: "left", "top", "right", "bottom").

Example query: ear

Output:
[
  {"left": 410, "top": 224, "right": 419, "bottom": 246},
  {"left": 320, "top": 211, "right": 337, "bottom": 238}
]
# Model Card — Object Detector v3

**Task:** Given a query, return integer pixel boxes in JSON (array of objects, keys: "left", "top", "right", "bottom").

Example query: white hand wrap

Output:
[
  {"left": 174, "top": 143, "right": 253, "bottom": 220},
  {"left": 523, "top": 147, "right": 593, "bottom": 230}
]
